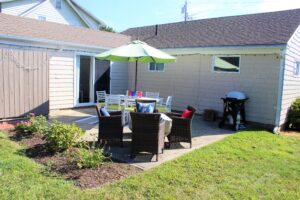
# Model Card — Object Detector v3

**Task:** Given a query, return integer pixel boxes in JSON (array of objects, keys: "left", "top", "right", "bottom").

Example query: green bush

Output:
[
  {"left": 65, "top": 142, "right": 108, "bottom": 169},
  {"left": 288, "top": 97, "right": 300, "bottom": 130},
  {"left": 29, "top": 115, "right": 49, "bottom": 133},
  {"left": 15, "top": 113, "right": 48, "bottom": 134},
  {"left": 15, "top": 121, "right": 32, "bottom": 133},
  {"left": 44, "top": 120, "right": 84, "bottom": 151}
]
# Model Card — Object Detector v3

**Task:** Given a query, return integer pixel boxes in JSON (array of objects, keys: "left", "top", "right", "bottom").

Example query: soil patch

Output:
[
  {"left": 280, "top": 131, "right": 300, "bottom": 137},
  {"left": 7, "top": 130, "right": 142, "bottom": 188}
]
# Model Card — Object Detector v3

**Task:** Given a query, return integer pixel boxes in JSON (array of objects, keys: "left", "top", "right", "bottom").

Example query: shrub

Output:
[
  {"left": 65, "top": 142, "right": 108, "bottom": 169},
  {"left": 15, "top": 114, "right": 48, "bottom": 134},
  {"left": 28, "top": 115, "right": 49, "bottom": 133},
  {"left": 44, "top": 120, "right": 84, "bottom": 151},
  {"left": 15, "top": 121, "right": 32, "bottom": 133},
  {"left": 288, "top": 98, "right": 300, "bottom": 130}
]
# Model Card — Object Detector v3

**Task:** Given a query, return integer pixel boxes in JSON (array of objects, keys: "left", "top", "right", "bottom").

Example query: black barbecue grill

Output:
[{"left": 219, "top": 91, "right": 249, "bottom": 131}]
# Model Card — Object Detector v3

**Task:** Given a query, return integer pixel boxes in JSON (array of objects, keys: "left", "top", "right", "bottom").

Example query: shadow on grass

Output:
[{"left": 9, "top": 130, "right": 34, "bottom": 141}]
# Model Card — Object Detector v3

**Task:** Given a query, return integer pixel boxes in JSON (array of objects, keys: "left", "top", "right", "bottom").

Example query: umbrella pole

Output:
[{"left": 134, "top": 60, "right": 138, "bottom": 90}]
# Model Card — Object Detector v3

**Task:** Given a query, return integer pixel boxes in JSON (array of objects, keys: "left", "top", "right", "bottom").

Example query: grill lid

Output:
[{"left": 226, "top": 91, "right": 246, "bottom": 100}]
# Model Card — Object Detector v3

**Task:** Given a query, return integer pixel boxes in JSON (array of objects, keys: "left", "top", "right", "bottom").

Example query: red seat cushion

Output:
[{"left": 181, "top": 109, "right": 193, "bottom": 118}]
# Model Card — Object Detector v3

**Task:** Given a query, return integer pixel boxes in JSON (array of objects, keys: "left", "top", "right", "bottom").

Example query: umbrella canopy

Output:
[
  {"left": 95, "top": 40, "right": 176, "bottom": 90},
  {"left": 96, "top": 40, "right": 176, "bottom": 63}
]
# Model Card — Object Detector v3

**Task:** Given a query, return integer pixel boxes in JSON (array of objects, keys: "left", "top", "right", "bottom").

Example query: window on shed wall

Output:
[
  {"left": 295, "top": 61, "right": 300, "bottom": 77},
  {"left": 56, "top": 0, "right": 62, "bottom": 9},
  {"left": 149, "top": 63, "right": 165, "bottom": 72},
  {"left": 213, "top": 56, "right": 240, "bottom": 73}
]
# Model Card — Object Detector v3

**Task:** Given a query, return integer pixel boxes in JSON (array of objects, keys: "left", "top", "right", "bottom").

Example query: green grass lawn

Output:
[{"left": 0, "top": 130, "right": 299, "bottom": 199}]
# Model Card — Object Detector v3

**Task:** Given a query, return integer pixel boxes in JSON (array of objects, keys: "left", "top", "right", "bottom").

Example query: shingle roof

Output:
[
  {"left": 0, "top": 13, "right": 130, "bottom": 49},
  {"left": 122, "top": 9, "right": 300, "bottom": 49}
]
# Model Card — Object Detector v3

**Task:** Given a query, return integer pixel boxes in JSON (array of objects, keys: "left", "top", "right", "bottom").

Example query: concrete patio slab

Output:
[{"left": 49, "top": 108, "right": 234, "bottom": 170}]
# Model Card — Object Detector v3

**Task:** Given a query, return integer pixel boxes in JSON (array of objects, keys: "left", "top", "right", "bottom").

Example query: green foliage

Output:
[
  {"left": 43, "top": 120, "right": 84, "bottom": 151},
  {"left": 15, "top": 114, "right": 48, "bottom": 134},
  {"left": 65, "top": 142, "right": 108, "bottom": 169},
  {"left": 99, "top": 25, "right": 116, "bottom": 33},
  {"left": 28, "top": 115, "right": 49, "bottom": 133},
  {"left": 15, "top": 121, "right": 32, "bottom": 133},
  {"left": 289, "top": 97, "right": 300, "bottom": 130}
]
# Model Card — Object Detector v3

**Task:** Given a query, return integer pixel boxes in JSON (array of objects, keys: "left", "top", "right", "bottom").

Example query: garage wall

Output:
[
  {"left": 129, "top": 54, "right": 280, "bottom": 125},
  {"left": 49, "top": 51, "right": 74, "bottom": 110},
  {"left": 279, "top": 25, "right": 300, "bottom": 126}
]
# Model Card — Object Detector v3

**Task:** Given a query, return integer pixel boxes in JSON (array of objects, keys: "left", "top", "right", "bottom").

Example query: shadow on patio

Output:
[{"left": 49, "top": 107, "right": 234, "bottom": 170}]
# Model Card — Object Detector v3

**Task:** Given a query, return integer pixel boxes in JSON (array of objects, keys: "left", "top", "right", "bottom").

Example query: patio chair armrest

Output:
[
  {"left": 166, "top": 112, "right": 182, "bottom": 118},
  {"left": 109, "top": 111, "right": 122, "bottom": 116},
  {"left": 171, "top": 116, "right": 191, "bottom": 127}
]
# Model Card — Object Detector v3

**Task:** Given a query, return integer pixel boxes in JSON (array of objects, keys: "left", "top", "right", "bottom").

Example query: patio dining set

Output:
[{"left": 95, "top": 90, "right": 196, "bottom": 161}]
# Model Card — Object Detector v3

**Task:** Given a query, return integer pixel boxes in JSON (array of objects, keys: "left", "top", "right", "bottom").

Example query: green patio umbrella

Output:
[{"left": 95, "top": 40, "right": 176, "bottom": 90}]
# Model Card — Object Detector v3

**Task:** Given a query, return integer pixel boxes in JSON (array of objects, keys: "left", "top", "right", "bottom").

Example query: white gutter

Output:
[
  {"left": 0, "top": 34, "right": 110, "bottom": 51},
  {"left": 162, "top": 44, "right": 286, "bottom": 55},
  {"left": 273, "top": 48, "right": 286, "bottom": 134}
]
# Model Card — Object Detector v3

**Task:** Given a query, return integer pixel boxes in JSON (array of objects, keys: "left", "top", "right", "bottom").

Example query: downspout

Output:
[{"left": 273, "top": 48, "right": 286, "bottom": 134}]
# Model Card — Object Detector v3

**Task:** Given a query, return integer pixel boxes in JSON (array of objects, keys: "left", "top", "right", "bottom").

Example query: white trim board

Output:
[{"left": 163, "top": 45, "right": 286, "bottom": 55}]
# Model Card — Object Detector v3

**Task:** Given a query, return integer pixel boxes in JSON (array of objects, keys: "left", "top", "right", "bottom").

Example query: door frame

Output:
[{"left": 74, "top": 53, "right": 96, "bottom": 107}]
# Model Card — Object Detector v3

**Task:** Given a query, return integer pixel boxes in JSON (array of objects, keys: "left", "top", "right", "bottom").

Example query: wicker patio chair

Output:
[
  {"left": 130, "top": 112, "right": 165, "bottom": 161},
  {"left": 166, "top": 105, "right": 196, "bottom": 148},
  {"left": 95, "top": 104, "right": 124, "bottom": 146}
]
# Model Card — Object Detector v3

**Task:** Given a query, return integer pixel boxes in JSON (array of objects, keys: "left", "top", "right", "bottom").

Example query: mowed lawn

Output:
[{"left": 0, "top": 130, "right": 299, "bottom": 200}]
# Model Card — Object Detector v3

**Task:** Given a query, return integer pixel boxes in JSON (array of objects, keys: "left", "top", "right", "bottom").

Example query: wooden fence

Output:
[{"left": 0, "top": 48, "right": 49, "bottom": 119}]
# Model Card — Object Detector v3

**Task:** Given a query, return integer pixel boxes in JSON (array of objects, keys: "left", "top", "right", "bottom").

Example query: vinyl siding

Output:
[
  {"left": 279, "top": 25, "right": 300, "bottom": 126},
  {"left": 2, "top": 0, "right": 87, "bottom": 28},
  {"left": 129, "top": 54, "right": 280, "bottom": 125},
  {"left": 110, "top": 62, "right": 128, "bottom": 94},
  {"left": 23, "top": 0, "right": 86, "bottom": 27},
  {"left": 49, "top": 51, "right": 74, "bottom": 109},
  {"left": 74, "top": 5, "right": 99, "bottom": 30},
  {"left": 1, "top": 0, "right": 39, "bottom": 16}
]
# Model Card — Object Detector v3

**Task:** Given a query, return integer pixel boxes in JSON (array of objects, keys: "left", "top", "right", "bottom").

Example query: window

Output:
[
  {"left": 37, "top": 15, "right": 46, "bottom": 21},
  {"left": 56, "top": 0, "right": 62, "bottom": 9},
  {"left": 149, "top": 63, "right": 165, "bottom": 72},
  {"left": 295, "top": 61, "right": 300, "bottom": 77},
  {"left": 213, "top": 56, "right": 240, "bottom": 73}
]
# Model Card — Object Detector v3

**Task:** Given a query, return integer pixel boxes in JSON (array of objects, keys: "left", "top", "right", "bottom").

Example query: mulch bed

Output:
[
  {"left": 280, "top": 131, "right": 300, "bottom": 137},
  {"left": 6, "top": 130, "right": 142, "bottom": 188}
]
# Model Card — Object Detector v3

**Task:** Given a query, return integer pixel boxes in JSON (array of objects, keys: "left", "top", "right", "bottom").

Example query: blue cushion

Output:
[
  {"left": 131, "top": 91, "right": 137, "bottom": 96},
  {"left": 136, "top": 102, "right": 155, "bottom": 113},
  {"left": 100, "top": 108, "right": 110, "bottom": 116}
]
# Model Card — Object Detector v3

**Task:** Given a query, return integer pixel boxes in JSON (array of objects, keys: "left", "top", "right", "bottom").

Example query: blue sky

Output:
[{"left": 76, "top": 0, "right": 300, "bottom": 32}]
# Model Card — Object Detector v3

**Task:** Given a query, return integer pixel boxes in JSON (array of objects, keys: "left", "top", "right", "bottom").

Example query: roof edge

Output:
[
  {"left": 162, "top": 44, "right": 287, "bottom": 55},
  {"left": 70, "top": 0, "right": 106, "bottom": 27},
  {"left": 0, "top": 34, "right": 110, "bottom": 51}
]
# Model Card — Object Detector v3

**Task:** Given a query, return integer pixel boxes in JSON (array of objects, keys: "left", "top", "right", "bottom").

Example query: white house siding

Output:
[
  {"left": 49, "top": 51, "right": 74, "bottom": 110},
  {"left": 2, "top": 0, "right": 87, "bottom": 28},
  {"left": 1, "top": 0, "right": 39, "bottom": 16},
  {"left": 74, "top": 6, "right": 99, "bottom": 30},
  {"left": 279, "top": 26, "right": 300, "bottom": 126},
  {"left": 129, "top": 54, "right": 280, "bottom": 125},
  {"left": 23, "top": 0, "right": 86, "bottom": 27},
  {"left": 110, "top": 62, "right": 128, "bottom": 94}
]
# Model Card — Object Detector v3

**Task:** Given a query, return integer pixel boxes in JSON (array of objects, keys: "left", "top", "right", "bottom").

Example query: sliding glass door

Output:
[
  {"left": 75, "top": 55, "right": 111, "bottom": 106},
  {"left": 76, "top": 55, "right": 94, "bottom": 105}
]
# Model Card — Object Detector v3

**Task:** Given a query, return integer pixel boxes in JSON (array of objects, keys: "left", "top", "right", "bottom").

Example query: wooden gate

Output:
[{"left": 0, "top": 48, "right": 49, "bottom": 119}]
